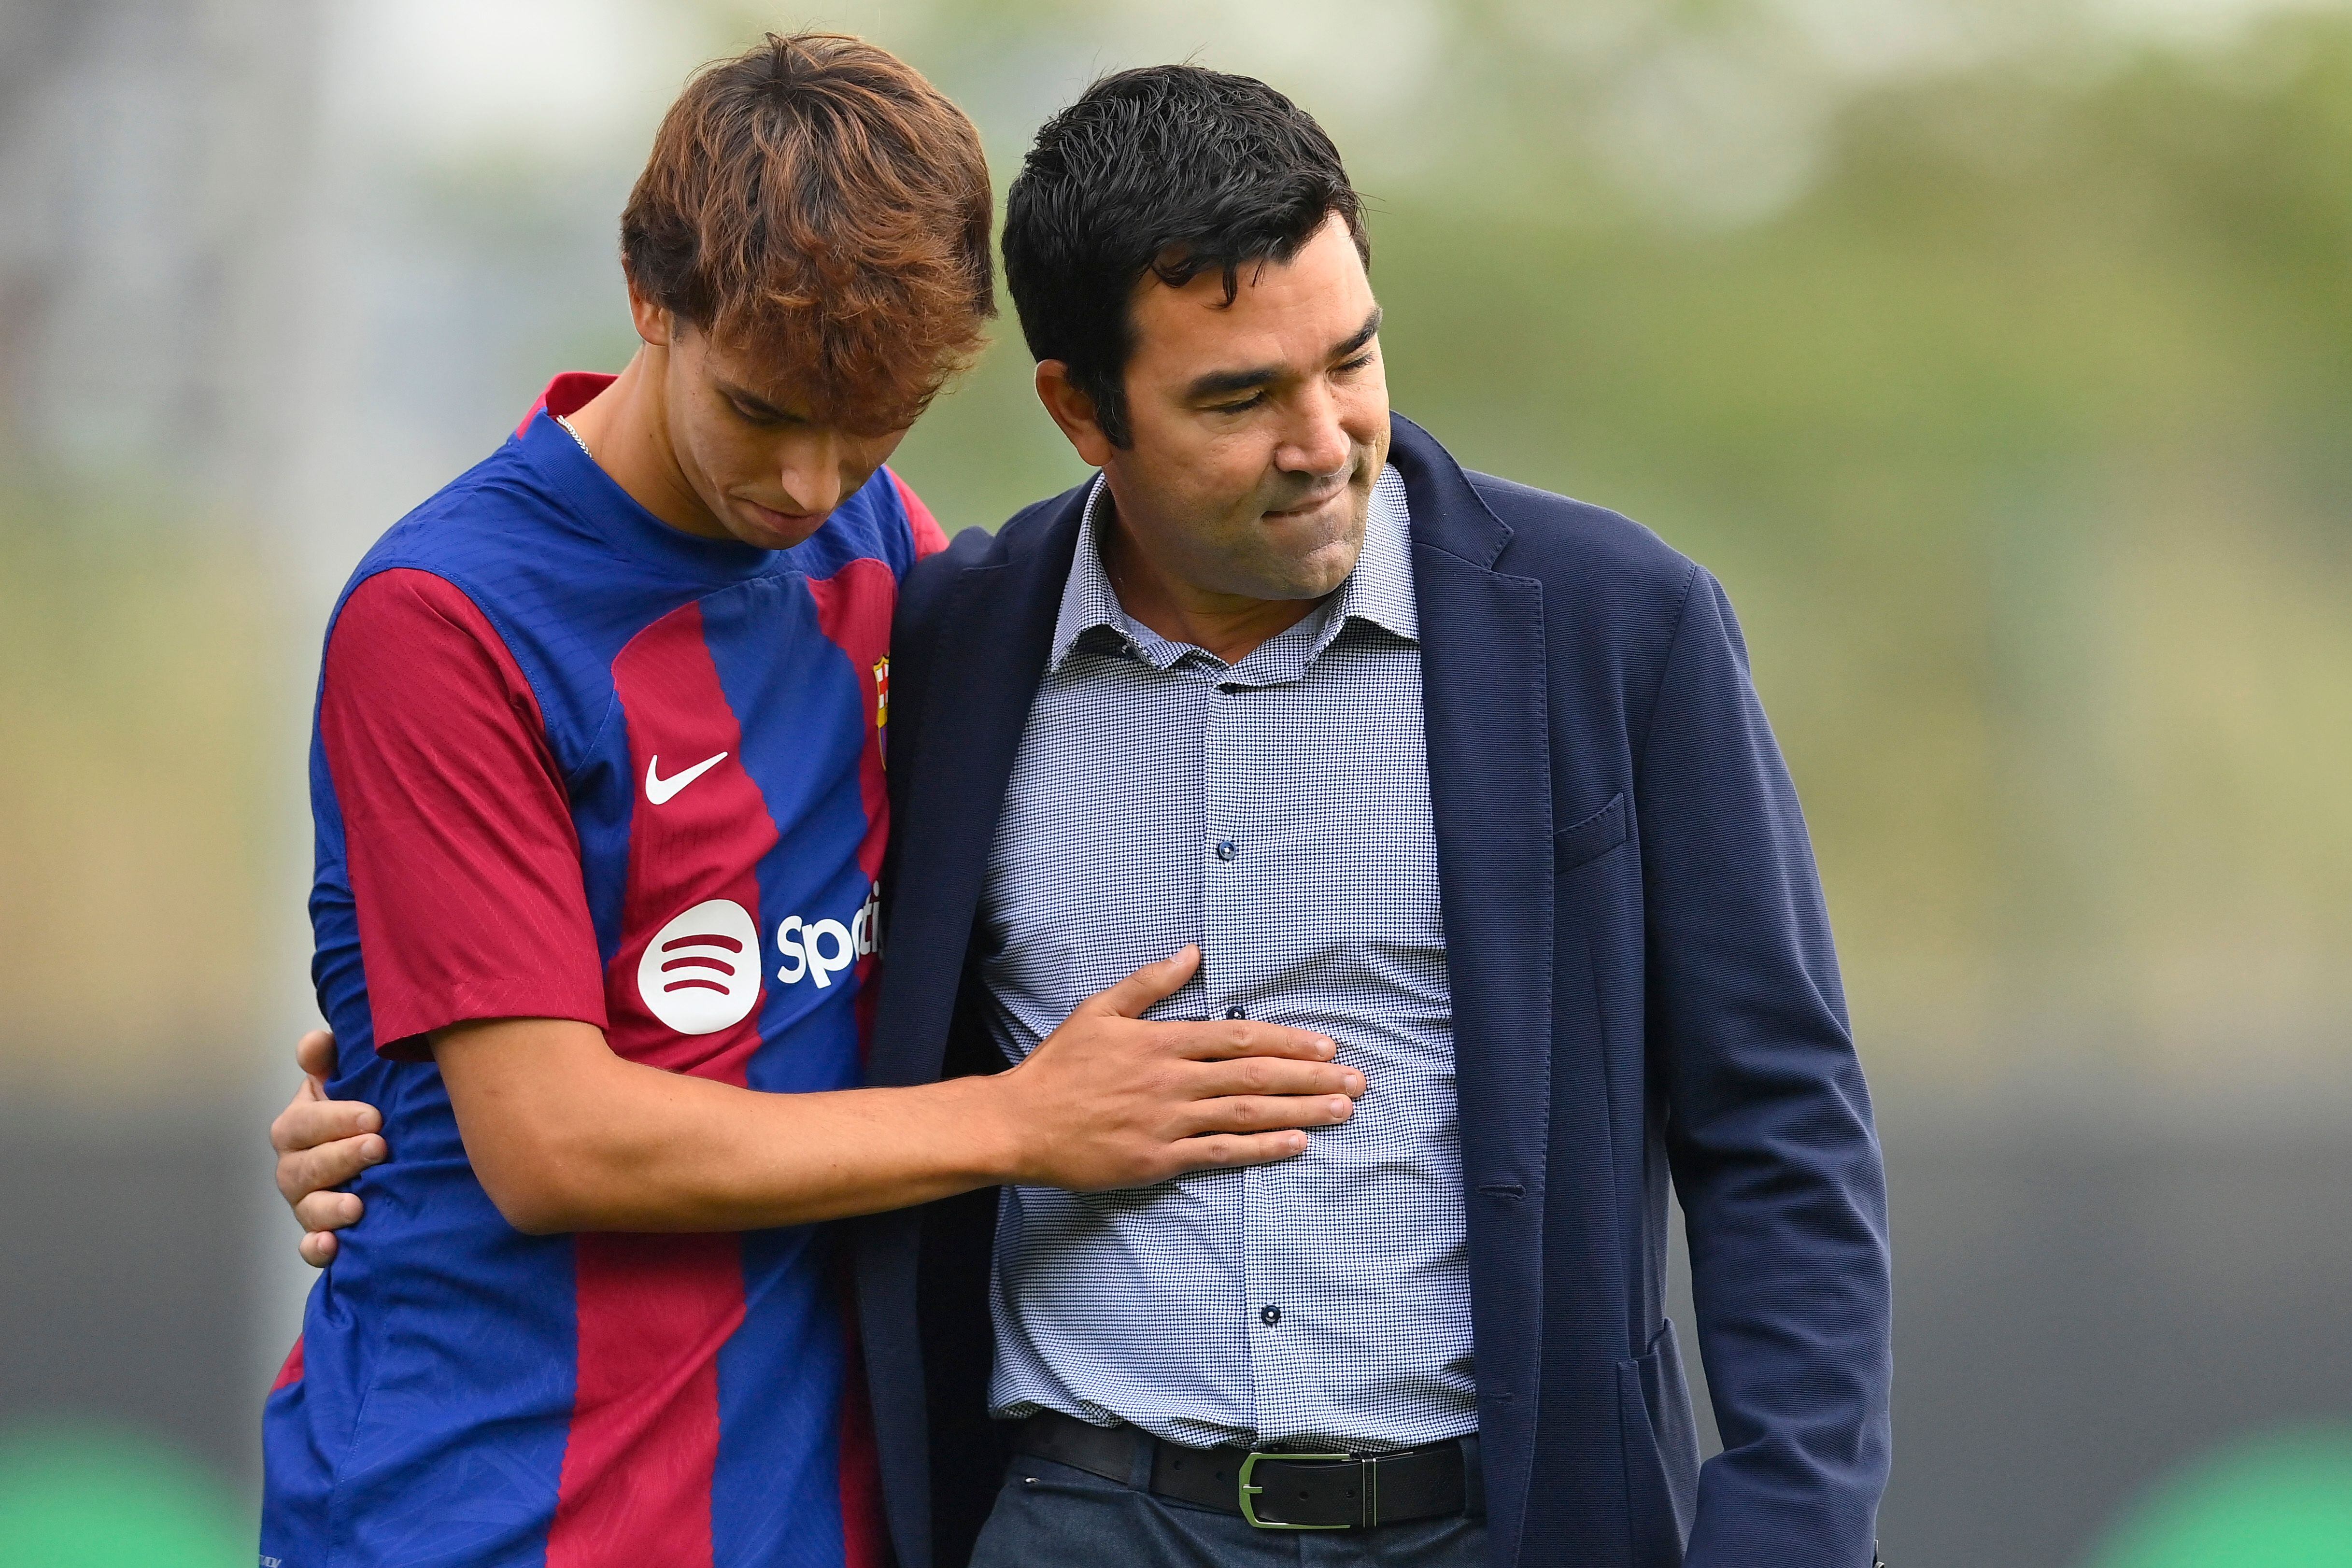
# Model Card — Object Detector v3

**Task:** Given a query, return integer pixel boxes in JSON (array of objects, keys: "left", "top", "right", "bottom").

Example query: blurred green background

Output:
[{"left": 1, "top": 1, "right": 2347, "bottom": 1564}]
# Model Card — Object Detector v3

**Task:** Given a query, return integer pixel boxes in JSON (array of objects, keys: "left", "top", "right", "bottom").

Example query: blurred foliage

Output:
[
  {"left": 0, "top": 493, "right": 272, "bottom": 1091},
  {"left": 5, "top": 0, "right": 2350, "bottom": 1090},
  {"left": 874, "top": 1, "right": 2352, "bottom": 1076}
]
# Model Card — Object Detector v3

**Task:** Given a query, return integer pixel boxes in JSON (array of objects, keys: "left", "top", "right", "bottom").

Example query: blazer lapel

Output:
[
  {"left": 1395, "top": 415, "right": 1555, "bottom": 1567},
  {"left": 869, "top": 493, "right": 1084, "bottom": 1089},
  {"left": 858, "top": 499, "right": 1078, "bottom": 1568}
]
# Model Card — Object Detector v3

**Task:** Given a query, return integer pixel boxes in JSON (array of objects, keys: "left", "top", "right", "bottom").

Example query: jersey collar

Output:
[{"left": 513, "top": 372, "right": 784, "bottom": 584}]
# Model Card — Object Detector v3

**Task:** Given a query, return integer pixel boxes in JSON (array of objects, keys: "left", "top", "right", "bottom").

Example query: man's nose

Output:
[
  {"left": 778, "top": 432, "right": 845, "bottom": 517},
  {"left": 1276, "top": 381, "right": 1353, "bottom": 480}
]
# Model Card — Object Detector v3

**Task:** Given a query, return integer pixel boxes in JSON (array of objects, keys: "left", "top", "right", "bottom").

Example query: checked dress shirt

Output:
[{"left": 975, "top": 466, "right": 1478, "bottom": 1454}]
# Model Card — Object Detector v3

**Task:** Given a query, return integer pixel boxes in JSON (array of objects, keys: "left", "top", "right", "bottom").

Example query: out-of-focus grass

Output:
[
  {"left": 0, "top": 494, "right": 273, "bottom": 1098},
  {"left": 0, "top": 1422, "right": 247, "bottom": 1568},
  {"left": 2083, "top": 1424, "right": 2352, "bottom": 1565}
]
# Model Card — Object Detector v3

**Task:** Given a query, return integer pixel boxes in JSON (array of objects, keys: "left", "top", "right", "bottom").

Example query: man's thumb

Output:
[{"left": 296, "top": 1028, "right": 337, "bottom": 1079}]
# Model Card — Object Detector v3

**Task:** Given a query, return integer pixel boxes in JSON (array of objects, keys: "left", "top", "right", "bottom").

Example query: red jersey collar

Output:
[{"left": 513, "top": 371, "right": 618, "bottom": 437}]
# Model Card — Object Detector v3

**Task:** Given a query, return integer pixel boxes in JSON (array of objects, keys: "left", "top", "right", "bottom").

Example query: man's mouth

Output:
[{"left": 1264, "top": 486, "right": 1346, "bottom": 521}]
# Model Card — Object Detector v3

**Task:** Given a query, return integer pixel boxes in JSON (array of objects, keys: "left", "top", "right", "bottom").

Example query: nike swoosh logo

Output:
[{"left": 645, "top": 751, "right": 728, "bottom": 805}]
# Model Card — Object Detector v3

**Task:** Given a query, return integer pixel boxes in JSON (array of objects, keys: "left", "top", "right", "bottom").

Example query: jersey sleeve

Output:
[
  {"left": 319, "top": 568, "right": 608, "bottom": 1059},
  {"left": 888, "top": 470, "right": 950, "bottom": 559}
]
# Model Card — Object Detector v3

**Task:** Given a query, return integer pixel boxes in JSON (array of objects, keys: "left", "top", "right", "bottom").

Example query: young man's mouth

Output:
[{"left": 739, "top": 497, "right": 824, "bottom": 538}]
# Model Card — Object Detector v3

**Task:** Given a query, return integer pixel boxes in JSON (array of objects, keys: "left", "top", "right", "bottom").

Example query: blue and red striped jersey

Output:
[{"left": 262, "top": 373, "right": 945, "bottom": 1568}]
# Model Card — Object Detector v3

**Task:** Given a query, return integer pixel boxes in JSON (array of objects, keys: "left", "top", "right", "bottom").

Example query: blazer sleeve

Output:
[{"left": 1634, "top": 566, "right": 1892, "bottom": 1567}]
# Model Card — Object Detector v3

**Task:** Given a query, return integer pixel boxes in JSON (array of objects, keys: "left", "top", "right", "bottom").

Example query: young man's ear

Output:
[
  {"left": 1034, "top": 361, "right": 1115, "bottom": 469},
  {"left": 623, "top": 274, "right": 676, "bottom": 349}
]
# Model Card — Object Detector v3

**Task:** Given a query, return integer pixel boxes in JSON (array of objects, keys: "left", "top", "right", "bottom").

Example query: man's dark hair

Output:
[{"left": 1002, "top": 65, "right": 1368, "bottom": 448}]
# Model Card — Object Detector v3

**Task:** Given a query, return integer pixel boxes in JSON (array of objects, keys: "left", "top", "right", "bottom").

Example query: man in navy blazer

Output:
[
  {"left": 861, "top": 66, "right": 1891, "bottom": 1568},
  {"left": 272, "top": 61, "right": 1890, "bottom": 1568}
]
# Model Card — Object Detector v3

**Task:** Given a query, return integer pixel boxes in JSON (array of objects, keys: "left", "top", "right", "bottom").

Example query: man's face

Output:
[
  {"left": 657, "top": 321, "right": 909, "bottom": 551},
  {"left": 1103, "top": 216, "right": 1390, "bottom": 602}
]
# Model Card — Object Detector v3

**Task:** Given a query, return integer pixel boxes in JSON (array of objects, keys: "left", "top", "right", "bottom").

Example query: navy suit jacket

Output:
[{"left": 856, "top": 415, "right": 1892, "bottom": 1568}]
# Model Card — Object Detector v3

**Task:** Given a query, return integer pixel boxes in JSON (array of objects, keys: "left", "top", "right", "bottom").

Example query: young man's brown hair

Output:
[{"left": 622, "top": 31, "right": 994, "bottom": 434}]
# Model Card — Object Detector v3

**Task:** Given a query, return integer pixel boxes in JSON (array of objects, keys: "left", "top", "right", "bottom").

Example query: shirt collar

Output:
[
  {"left": 1047, "top": 465, "right": 1417, "bottom": 673},
  {"left": 1047, "top": 476, "right": 1134, "bottom": 670}
]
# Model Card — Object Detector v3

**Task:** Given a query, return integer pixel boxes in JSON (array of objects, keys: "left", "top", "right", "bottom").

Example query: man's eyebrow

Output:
[
  {"left": 1333, "top": 305, "right": 1383, "bottom": 360},
  {"left": 1183, "top": 362, "right": 1285, "bottom": 403},
  {"left": 1180, "top": 306, "right": 1386, "bottom": 404}
]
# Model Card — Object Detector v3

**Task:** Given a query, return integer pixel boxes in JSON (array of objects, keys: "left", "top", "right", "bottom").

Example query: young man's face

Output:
[
  {"left": 655, "top": 316, "right": 910, "bottom": 552},
  {"left": 1093, "top": 215, "right": 1390, "bottom": 602}
]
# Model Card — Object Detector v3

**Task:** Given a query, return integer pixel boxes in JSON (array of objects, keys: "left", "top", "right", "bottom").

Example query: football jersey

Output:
[{"left": 261, "top": 372, "right": 944, "bottom": 1568}]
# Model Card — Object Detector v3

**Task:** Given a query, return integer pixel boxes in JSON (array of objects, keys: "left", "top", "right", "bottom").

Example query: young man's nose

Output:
[{"left": 776, "top": 434, "right": 845, "bottom": 516}]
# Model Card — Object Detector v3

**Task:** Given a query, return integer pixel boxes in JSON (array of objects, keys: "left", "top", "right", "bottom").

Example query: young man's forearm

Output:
[
  {"left": 433, "top": 969, "right": 1359, "bottom": 1235},
  {"left": 437, "top": 1017, "right": 1026, "bottom": 1232}
]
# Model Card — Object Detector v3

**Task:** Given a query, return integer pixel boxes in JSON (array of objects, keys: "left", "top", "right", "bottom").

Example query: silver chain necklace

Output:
[{"left": 553, "top": 411, "right": 593, "bottom": 458}]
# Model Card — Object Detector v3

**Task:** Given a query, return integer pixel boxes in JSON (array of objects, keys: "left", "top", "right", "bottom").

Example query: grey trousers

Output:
[{"left": 968, "top": 1455, "right": 1490, "bottom": 1568}]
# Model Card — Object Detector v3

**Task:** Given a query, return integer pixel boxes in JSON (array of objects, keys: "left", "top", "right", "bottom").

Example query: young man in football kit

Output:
[{"left": 259, "top": 36, "right": 1363, "bottom": 1568}]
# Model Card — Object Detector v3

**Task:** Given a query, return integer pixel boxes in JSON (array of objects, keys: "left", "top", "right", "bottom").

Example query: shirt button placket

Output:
[{"left": 1204, "top": 668, "right": 1271, "bottom": 1437}]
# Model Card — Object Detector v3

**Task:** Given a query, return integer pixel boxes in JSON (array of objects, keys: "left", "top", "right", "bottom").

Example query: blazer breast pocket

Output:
[{"left": 1554, "top": 791, "right": 1629, "bottom": 872}]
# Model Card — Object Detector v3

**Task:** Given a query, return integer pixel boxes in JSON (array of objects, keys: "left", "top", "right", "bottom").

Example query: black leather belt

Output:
[{"left": 1011, "top": 1410, "right": 1482, "bottom": 1530}]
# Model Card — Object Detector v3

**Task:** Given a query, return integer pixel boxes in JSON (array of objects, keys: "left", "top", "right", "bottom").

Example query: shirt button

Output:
[
  {"left": 1215, "top": 839, "right": 1237, "bottom": 862},
  {"left": 1226, "top": 1006, "right": 1247, "bottom": 1020},
  {"left": 1260, "top": 1305, "right": 1281, "bottom": 1327}
]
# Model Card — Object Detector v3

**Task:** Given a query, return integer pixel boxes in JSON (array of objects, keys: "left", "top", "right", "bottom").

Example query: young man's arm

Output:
[
  {"left": 434, "top": 946, "right": 1355, "bottom": 1235},
  {"left": 276, "top": 948, "right": 1354, "bottom": 1250},
  {"left": 285, "top": 568, "right": 1356, "bottom": 1257}
]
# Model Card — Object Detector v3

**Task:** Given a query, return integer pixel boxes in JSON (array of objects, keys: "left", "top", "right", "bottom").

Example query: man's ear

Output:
[
  {"left": 1034, "top": 361, "right": 1115, "bottom": 469},
  {"left": 623, "top": 274, "right": 675, "bottom": 349}
]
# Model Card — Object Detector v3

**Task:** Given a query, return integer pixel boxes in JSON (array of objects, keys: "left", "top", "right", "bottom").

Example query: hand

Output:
[
  {"left": 992, "top": 945, "right": 1364, "bottom": 1190},
  {"left": 269, "top": 1029, "right": 385, "bottom": 1267}
]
